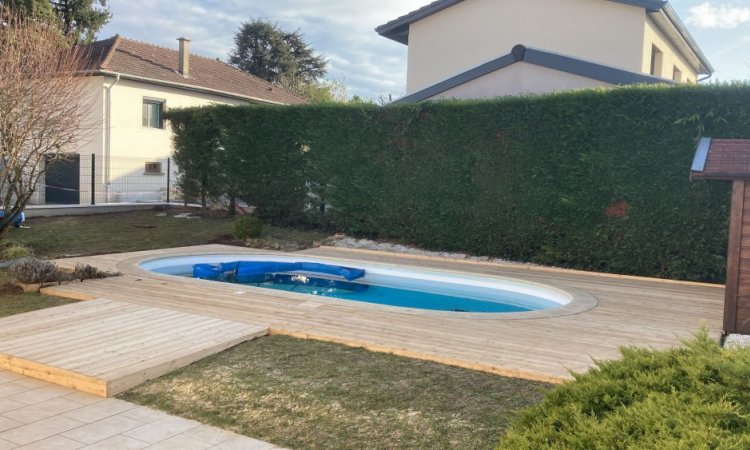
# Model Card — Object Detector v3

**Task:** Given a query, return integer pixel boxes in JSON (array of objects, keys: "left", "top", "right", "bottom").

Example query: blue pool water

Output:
[
  {"left": 245, "top": 274, "right": 532, "bottom": 313},
  {"left": 141, "top": 255, "right": 568, "bottom": 314}
]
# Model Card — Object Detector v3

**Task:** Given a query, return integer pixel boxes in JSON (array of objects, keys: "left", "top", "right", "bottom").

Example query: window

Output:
[
  {"left": 142, "top": 99, "right": 165, "bottom": 129},
  {"left": 649, "top": 45, "right": 663, "bottom": 77},
  {"left": 672, "top": 66, "right": 682, "bottom": 82},
  {"left": 145, "top": 162, "right": 162, "bottom": 174}
]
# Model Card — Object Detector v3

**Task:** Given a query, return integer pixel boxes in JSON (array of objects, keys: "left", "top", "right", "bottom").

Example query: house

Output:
[
  {"left": 34, "top": 35, "right": 305, "bottom": 205},
  {"left": 376, "top": 0, "right": 714, "bottom": 103}
]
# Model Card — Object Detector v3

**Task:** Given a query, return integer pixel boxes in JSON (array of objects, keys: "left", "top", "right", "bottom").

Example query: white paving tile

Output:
[
  {"left": 145, "top": 434, "right": 212, "bottom": 450},
  {"left": 2, "top": 398, "right": 83, "bottom": 424},
  {"left": 0, "top": 416, "right": 84, "bottom": 445},
  {"left": 118, "top": 407, "right": 171, "bottom": 424},
  {"left": 0, "top": 418, "right": 23, "bottom": 434},
  {"left": 182, "top": 425, "right": 233, "bottom": 445},
  {"left": 0, "top": 438, "right": 16, "bottom": 450},
  {"left": 79, "top": 435, "right": 148, "bottom": 450},
  {"left": 7, "top": 380, "right": 49, "bottom": 391},
  {"left": 15, "top": 435, "right": 83, "bottom": 450},
  {"left": 210, "top": 436, "right": 276, "bottom": 450},
  {"left": 122, "top": 416, "right": 200, "bottom": 444},
  {"left": 62, "top": 399, "right": 138, "bottom": 424},
  {"left": 0, "top": 385, "right": 28, "bottom": 400},
  {"left": 0, "top": 373, "right": 24, "bottom": 384},
  {"left": 62, "top": 415, "right": 144, "bottom": 445},
  {"left": 7, "top": 386, "right": 72, "bottom": 405},
  {"left": 62, "top": 393, "right": 103, "bottom": 407},
  {"left": 0, "top": 400, "right": 25, "bottom": 415}
]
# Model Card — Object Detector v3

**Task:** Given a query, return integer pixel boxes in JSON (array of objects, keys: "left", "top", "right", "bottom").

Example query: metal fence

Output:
[{"left": 29, "top": 154, "right": 177, "bottom": 206}]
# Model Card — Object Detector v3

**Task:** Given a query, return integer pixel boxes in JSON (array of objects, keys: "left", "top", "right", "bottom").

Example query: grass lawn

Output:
[
  {"left": 4, "top": 208, "right": 327, "bottom": 259},
  {"left": 119, "top": 335, "right": 552, "bottom": 450},
  {"left": 0, "top": 270, "right": 75, "bottom": 317}
]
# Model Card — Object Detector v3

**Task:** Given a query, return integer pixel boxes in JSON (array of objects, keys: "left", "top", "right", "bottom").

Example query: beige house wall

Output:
[
  {"left": 429, "top": 62, "right": 612, "bottom": 100},
  {"left": 103, "top": 77, "right": 248, "bottom": 202},
  {"left": 641, "top": 17, "right": 698, "bottom": 83},
  {"left": 406, "top": 0, "right": 645, "bottom": 94}
]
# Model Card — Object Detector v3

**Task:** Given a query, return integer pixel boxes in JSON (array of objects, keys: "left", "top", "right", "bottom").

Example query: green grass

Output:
[
  {"left": 4, "top": 209, "right": 326, "bottom": 259},
  {"left": 0, "top": 270, "right": 75, "bottom": 317},
  {"left": 119, "top": 335, "right": 551, "bottom": 450}
]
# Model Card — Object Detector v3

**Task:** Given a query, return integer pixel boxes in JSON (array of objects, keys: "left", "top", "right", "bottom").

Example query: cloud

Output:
[
  {"left": 99, "top": 0, "right": 427, "bottom": 99},
  {"left": 686, "top": 2, "right": 750, "bottom": 29}
]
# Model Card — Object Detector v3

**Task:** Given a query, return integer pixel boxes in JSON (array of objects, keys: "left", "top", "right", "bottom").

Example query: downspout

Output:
[
  {"left": 104, "top": 73, "right": 120, "bottom": 203},
  {"left": 698, "top": 73, "right": 712, "bottom": 83}
]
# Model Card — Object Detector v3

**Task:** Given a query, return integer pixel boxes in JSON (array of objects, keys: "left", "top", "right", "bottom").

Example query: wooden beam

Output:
[{"left": 724, "top": 180, "right": 745, "bottom": 333}]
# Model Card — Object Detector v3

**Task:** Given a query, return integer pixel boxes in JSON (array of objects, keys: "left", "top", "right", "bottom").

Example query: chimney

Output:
[{"left": 178, "top": 37, "right": 190, "bottom": 77}]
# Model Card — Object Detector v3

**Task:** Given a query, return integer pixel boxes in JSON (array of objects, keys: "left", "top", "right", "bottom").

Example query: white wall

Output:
[
  {"left": 103, "top": 78, "right": 249, "bottom": 203},
  {"left": 406, "top": 0, "right": 645, "bottom": 94},
  {"left": 641, "top": 17, "right": 697, "bottom": 83},
  {"left": 428, "top": 62, "right": 612, "bottom": 100}
]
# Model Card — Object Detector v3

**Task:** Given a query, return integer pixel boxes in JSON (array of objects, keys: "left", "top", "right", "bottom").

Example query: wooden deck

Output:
[
  {"left": 0, "top": 299, "right": 267, "bottom": 397},
  {"left": 44, "top": 245, "right": 724, "bottom": 384}
]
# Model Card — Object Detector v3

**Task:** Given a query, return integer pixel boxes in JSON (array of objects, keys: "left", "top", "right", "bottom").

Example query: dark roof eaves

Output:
[
  {"left": 392, "top": 45, "right": 672, "bottom": 104},
  {"left": 658, "top": 4, "right": 714, "bottom": 74}
]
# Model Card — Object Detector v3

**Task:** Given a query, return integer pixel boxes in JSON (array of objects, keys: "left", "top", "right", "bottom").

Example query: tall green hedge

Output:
[{"left": 167, "top": 84, "right": 750, "bottom": 282}]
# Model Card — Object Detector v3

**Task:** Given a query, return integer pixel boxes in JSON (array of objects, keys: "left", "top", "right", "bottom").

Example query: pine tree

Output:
[{"left": 50, "top": 0, "right": 110, "bottom": 43}]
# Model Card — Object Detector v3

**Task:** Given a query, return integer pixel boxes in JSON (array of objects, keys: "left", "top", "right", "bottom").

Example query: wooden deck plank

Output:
[{"left": 0, "top": 299, "right": 268, "bottom": 397}]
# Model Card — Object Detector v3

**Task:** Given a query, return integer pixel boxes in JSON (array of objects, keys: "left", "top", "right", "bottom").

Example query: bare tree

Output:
[{"left": 0, "top": 12, "right": 93, "bottom": 236}]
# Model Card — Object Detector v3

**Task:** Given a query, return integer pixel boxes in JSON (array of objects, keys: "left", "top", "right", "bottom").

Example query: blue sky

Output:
[{"left": 99, "top": 0, "right": 750, "bottom": 99}]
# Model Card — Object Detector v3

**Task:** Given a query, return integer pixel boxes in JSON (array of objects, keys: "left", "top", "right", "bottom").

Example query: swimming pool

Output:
[{"left": 140, "top": 254, "right": 572, "bottom": 314}]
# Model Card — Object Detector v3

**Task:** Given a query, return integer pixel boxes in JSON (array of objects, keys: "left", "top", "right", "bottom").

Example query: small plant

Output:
[
  {"left": 71, "top": 263, "right": 119, "bottom": 281},
  {"left": 233, "top": 216, "right": 263, "bottom": 240},
  {"left": 1, "top": 244, "right": 33, "bottom": 261},
  {"left": 8, "top": 258, "right": 61, "bottom": 284}
]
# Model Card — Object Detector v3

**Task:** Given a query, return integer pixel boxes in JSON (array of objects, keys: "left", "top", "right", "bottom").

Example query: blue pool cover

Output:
[{"left": 192, "top": 261, "right": 365, "bottom": 283}]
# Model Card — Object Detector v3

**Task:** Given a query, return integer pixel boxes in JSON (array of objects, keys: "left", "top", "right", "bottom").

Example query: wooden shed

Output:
[{"left": 691, "top": 137, "right": 750, "bottom": 334}]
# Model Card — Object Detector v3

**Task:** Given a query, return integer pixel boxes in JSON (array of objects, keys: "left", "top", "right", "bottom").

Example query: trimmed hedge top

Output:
[{"left": 167, "top": 84, "right": 750, "bottom": 282}]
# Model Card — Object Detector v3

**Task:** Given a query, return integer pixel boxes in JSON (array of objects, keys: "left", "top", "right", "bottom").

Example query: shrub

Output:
[
  {"left": 233, "top": 216, "right": 264, "bottom": 240},
  {"left": 9, "top": 258, "right": 61, "bottom": 284},
  {"left": 71, "top": 263, "right": 119, "bottom": 281},
  {"left": 168, "top": 84, "right": 750, "bottom": 282},
  {"left": 498, "top": 331, "right": 750, "bottom": 449},
  {"left": 1, "top": 244, "right": 33, "bottom": 261}
]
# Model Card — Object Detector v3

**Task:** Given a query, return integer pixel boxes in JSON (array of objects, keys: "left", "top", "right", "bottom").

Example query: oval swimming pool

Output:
[{"left": 140, "top": 254, "right": 572, "bottom": 314}]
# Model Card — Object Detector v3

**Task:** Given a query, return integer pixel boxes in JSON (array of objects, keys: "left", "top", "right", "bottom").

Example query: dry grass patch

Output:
[{"left": 119, "top": 335, "right": 551, "bottom": 450}]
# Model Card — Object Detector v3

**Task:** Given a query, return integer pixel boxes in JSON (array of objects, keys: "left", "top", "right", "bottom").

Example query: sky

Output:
[{"left": 98, "top": 0, "right": 750, "bottom": 100}]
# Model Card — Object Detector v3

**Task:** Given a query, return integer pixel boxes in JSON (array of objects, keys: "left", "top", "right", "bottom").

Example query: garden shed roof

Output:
[
  {"left": 78, "top": 35, "right": 307, "bottom": 105},
  {"left": 691, "top": 138, "right": 750, "bottom": 180}
]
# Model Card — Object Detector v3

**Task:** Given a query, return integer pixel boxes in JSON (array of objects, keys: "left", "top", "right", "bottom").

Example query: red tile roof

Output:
[
  {"left": 78, "top": 35, "right": 307, "bottom": 105},
  {"left": 692, "top": 139, "right": 750, "bottom": 180}
]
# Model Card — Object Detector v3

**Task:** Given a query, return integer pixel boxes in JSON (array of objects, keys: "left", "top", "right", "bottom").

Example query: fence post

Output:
[
  {"left": 91, "top": 153, "right": 96, "bottom": 205},
  {"left": 166, "top": 157, "right": 171, "bottom": 205}
]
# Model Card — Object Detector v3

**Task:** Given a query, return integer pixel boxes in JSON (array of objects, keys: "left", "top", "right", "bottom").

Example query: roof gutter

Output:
[
  {"left": 78, "top": 70, "right": 289, "bottom": 106},
  {"left": 654, "top": 4, "right": 714, "bottom": 75}
]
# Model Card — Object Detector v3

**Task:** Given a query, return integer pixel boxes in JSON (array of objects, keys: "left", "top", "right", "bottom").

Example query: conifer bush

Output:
[{"left": 499, "top": 331, "right": 750, "bottom": 449}]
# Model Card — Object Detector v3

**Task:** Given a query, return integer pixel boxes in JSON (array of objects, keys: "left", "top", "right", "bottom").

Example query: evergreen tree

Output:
[
  {"left": 51, "top": 0, "right": 110, "bottom": 43},
  {"left": 229, "top": 19, "right": 327, "bottom": 89},
  {"left": 0, "top": 0, "right": 53, "bottom": 18}
]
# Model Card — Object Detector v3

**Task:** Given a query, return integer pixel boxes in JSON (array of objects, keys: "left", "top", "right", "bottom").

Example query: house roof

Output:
[
  {"left": 691, "top": 138, "right": 750, "bottom": 180},
  {"left": 393, "top": 44, "right": 673, "bottom": 104},
  {"left": 376, "top": 0, "right": 713, "bottom": 75},
  {"left": 78, "top": 35, "right": 307, "bottom": 105}
]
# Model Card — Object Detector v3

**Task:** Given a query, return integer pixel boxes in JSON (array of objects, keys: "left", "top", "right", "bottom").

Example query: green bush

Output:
[
  {"left": 1, "top": 243, "right": 33, "bottom": 261},
  {"left": 233, "top": 216, "right": 264, "bottom": 240},
  {"left": 498, "top": 331, "right": 750, "bottom": 449},
  {"left": 167, "top": 84, "right": 750, "bottom": 282}
]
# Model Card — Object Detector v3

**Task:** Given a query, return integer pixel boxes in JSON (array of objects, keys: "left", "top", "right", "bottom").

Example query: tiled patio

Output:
[{"left": 0, "top": 370, "right": 280, "bottom": 449}]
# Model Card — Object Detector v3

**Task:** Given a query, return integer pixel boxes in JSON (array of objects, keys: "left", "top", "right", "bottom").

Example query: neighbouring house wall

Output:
[
  {"left": 641, "top": 17, "right": 698, "bottom": 83},
  {"left": 428, "top": 62, "right": 612, "bottom": 100},
  {"left": 105, "top": 78, "right": 248, "bottom": 203},
  {"left": 406, "top": 0, "right": 645, "bottom": 94},
  {"left": 29, "top": 76, "right": 105, "bottom": 205}
]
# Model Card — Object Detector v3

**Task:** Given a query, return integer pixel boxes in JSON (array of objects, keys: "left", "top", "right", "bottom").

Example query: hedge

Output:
[
  {"left": 498, "top": 331, "right": 750, "bottom": 449},
  {"left": 166, "top": 84, "right": 750, "bottom": 282}
]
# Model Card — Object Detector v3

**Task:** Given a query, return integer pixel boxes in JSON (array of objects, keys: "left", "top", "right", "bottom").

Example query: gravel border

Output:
[
  {"left": 324, "top": 236, "right": 535, "bottom": 266},
  {"left": 724, "top": 334, "right": 750, "bottom": 349}
]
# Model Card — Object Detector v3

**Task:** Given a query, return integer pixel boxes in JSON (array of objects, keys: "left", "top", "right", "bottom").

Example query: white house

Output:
[
  {"left": 34, "top": 35, "right": 305, "bottom": 205},
  {"left": 376, "top": 0, "right": 714, "bottom": 102}
]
